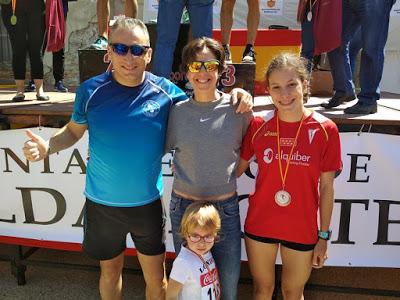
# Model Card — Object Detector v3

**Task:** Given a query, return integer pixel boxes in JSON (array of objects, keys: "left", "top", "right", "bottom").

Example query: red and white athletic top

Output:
[{"left": 241, "top": 110, "right": 342, "bottom": 244}]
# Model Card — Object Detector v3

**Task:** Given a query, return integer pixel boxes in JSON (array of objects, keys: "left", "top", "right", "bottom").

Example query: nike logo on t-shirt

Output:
[{"left": 200, "top": 117, "right": 211, "bottom": 122}]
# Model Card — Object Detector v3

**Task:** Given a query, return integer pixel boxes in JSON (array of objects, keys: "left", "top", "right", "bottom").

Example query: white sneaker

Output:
[{"left": 223, "top": 44, "right": 232, "bottom": 63}]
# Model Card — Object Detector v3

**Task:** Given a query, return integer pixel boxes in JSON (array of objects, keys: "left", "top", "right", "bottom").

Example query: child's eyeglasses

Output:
[
  {"left": 188, "top": 234, "right": 220, "bottom": 243},
  {"left": 110, "top": 43, "right": 150, "bottom": 56},
  {"left": 187, "top": 60, "right": 220, "bottom": 73}
]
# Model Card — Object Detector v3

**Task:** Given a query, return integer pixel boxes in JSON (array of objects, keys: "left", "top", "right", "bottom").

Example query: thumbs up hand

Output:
[{"left": 23, "top": 129, "right": 49, "bottom": 162}]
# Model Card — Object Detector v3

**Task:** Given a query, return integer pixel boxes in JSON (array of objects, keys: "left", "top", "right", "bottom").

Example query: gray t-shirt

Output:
[{"left": 166, "top": 92, "right": 253, "bottom": 198}]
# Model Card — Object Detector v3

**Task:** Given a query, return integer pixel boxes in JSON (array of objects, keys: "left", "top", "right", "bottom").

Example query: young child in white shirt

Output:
[{"left": 166, "top": 202, "right": 221, "bottom": 300}]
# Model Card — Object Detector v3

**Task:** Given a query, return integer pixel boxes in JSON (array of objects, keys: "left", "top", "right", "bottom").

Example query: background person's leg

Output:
[
  {"left": 300, "top": 6, "right": 315, "bottom": 72},
  {"left": 27, "top": 0, "right": 47, "bottom": 99},
  {"left": 220, "top": 0, "right": 235, "bottom": 45},
  {"left": 1, "top": 3, "right": 26, "bottom": 99},
  {"left": 327, "top": 0, "right": 358, "bottom": 98},
  {"left": 97, "top": 0, "right": 109, "bottom": 39},
  {"left": 13, "top": 80, "right": 25, "bottom": 101},
  {"left": 357, "top": 0, "right": 394, "bottom": 105},
  {"left": 90, "top": 0, "right": 110, "bottom": 49},
  {"left": 152, "top": 0, "right": 185, "bottom": 78},
  {"left": 348, "top": 28, "right": 362, "bottom": 78},
  {"left": 323, "top": 0, "right": 359, "bottom": 108},
  {"left": 10, "top": 5, "right": 28, "bottom": 85},
  {"left": 124, "top": 0, "right": 138, "bottom": 18},
  {"left": 246, "top": 0, "right": 259, "bottom": 45},
  {"left": 53, "top": 3, "right": 68, "bottom": 93},
  {"left": 220, "top": 0, "right": 235, "bottom": 62},
  {"left": 53, "top": 48, "right": 68, "bottom": 92},
  {"left": 187, "top": 0, "right": 214, "bottom": 38},
  {"left": 344, "top": 0, "right": 395, "bottom": 114},
  {"left": 242, "top": 0, "right": 259, "bottom": 62}
]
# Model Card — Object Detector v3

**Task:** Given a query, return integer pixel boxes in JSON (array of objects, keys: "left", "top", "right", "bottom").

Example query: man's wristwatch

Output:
[{"left": 318, "top": 230, "right": 332, "bottom": 240}]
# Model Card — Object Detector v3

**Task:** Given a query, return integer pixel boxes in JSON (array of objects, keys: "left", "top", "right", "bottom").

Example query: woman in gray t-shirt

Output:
[{"left": 165, "top": 37, "right": 252, "bottom": 300}]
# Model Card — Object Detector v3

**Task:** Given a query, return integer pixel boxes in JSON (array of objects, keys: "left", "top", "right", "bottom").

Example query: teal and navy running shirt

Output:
[{"left": 72, "top": 71, "right": 187, "bottom": 207}]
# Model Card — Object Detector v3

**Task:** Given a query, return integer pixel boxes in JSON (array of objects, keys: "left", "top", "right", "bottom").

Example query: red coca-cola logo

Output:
[{"left": 200, "top": 269, "right": 218, "bottom": 287}]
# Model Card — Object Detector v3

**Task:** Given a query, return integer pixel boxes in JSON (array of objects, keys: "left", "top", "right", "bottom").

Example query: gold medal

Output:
[
  {"left": 10, "top": 0, "right": 17, "bottom": 25},
  {"left": 10, "top": 14, "right": 17, "bottom": 25},
  {"left": 275, "top": 190, "right": 291, "bottom": 207}
]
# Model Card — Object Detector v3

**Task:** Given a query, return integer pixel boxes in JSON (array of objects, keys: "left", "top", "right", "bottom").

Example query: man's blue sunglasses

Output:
[{"left": 110, "top": 43, "right": 150, "bottom": 56}]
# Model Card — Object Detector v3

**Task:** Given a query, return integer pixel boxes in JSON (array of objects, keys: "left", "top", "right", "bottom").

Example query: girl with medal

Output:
[
  {"left": 0, "top": 0, "right": 49, "bottom": 102},
  {"left": 167, "top": 202, "right": 221, "bottom": 300},
  {"left": 237, "top": 53, "right": 342, "bottom": 299}
]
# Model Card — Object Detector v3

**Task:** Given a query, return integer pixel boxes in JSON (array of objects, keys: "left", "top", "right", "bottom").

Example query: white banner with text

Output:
[{"left": 0, "top": 128, "right": 399, "bottom": 267}]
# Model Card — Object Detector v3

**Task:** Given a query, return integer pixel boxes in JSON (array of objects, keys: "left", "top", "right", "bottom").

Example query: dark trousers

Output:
[
  {"left": 50, "top": 2, "right": 68, "bottom": 83},
  {"left": 1, "top": 0, "right": 46, "bottom": 80},
  {"left": 327, "top": 0, "right": 396, "bottom": 105},
  {"left": 52, "top": 45, "right": 64, "bottom": 82}
]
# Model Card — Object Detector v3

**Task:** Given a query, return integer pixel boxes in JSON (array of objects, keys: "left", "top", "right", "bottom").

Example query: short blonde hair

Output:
[{"left": 180, "top": 202, "right": 221, "bottom": 238}]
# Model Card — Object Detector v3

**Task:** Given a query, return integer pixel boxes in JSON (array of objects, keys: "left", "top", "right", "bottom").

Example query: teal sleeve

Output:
[
  {"left": 71, "top": 84, "right": 89, "bottom": 124},
  {"left": 162, "top": 78, "right": 188, "bottom": 104}
]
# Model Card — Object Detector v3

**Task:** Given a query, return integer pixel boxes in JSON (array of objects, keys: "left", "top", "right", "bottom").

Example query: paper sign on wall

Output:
[{"left": 261, "top": 0, "right": 284, "bottom": 16}]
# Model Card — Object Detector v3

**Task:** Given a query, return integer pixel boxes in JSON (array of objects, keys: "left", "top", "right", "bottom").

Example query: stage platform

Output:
[
  {"left": 0, "top": 88, "right": 399, "bottom": 129},
  {"left": 254, "top": 94, "right": 400, "bottom": 128}
]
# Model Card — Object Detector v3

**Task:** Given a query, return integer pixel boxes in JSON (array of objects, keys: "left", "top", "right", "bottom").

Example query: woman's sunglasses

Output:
[
  {"left": 110, "top": 43, "right": 150, "bottom": 56},
  {"left": 187, "top": 60, "right": 220, "bottom": 73},
  {"left": 188, "top": 234, "right": 220, "bottom": 243}
]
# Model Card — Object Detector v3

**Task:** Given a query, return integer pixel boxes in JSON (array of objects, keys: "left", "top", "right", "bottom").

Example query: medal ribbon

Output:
[
  {"left": 276, "top": 112, "right": 305, "bottom": 191},
  {"left": 309, "top": 0, "right": 316, "bottom": 12},
  {"left": 10, "top": 0, "right": 17, "bottom": 25},
  {"left": 307, "top": 0, "right": 317, "bottom": 21},
  {"left": 11, "top": 0, "right": 16, "bottom": 16},
  {"left": 189, "top": 248, "right": 220, "bottom": 300}
]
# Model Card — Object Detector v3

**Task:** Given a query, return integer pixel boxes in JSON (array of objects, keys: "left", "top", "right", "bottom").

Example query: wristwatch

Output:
[{"left": 318, "top": 230, "right": 332, "bottom": 240}]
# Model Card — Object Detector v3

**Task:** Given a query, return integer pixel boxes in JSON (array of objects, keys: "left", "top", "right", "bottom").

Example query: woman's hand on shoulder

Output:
[{"left": 230, "top": 88, "right": 253, "bottom": 113}]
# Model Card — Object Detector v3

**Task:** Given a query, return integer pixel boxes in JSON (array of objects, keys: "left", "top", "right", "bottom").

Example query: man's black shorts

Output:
[{"left": 83, "top": 198, "right": 166, "bottom": 260}]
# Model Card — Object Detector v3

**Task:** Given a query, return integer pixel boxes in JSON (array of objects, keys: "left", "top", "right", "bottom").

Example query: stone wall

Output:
[
  {"left": 0, "top": 0, "right": 144, "bottom": 86},
  {"left": 42, "top": 0, "right": 144, "bottom": 87},
  {"left": 0, "top": 0, "right": 145, "bottom": 86}
]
